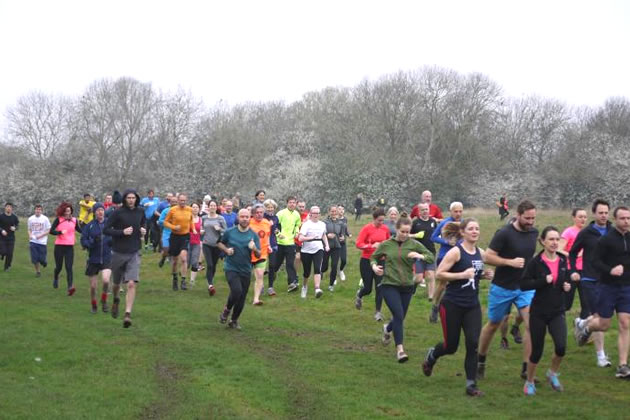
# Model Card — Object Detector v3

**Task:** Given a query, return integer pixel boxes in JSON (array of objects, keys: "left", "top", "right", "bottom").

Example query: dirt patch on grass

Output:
[{"left": 138, "top": 362, "right": 182, "bottom": 419}]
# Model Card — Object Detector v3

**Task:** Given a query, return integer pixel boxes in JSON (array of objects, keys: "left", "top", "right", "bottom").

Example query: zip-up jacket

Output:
[
  {"left": 104, "top": 189, "right": 146, "bottom": 254},
  {"left": 569, "top": 221, "right": 612, "bottom": 279},
  {"left": 520, "top": 251, "right": 569, "bottom": 316},
  {"left": 264, "top": 213, "right": 280, "bottom": 251},
  {"left": 276, "top": 208, "right": 301, "bottom": 246},
  {"left": 80, "top": 218, "right": 113, "bottom": 264},
  {"left": 370, "top": 238, "right": 435, "bottom": 287},
  {"left": 593, "top": 228, "right": 630, "bottom": 286},
  {"left": 324, "top": 217, "right": 344, "bottom": 249}
]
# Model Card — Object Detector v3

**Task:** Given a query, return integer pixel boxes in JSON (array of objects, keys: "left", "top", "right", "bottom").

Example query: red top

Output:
[
  {"left": 356, "top": 223, "right": 391, "bottom": 259},
  {"left": 410, "top": 203, "right": 443, "bottom": 220},
  {"left": 190, "top": 218, "right": 202, "bottom": 245},
  {"left": 294, "top": 212, "right": 309, "bottom": 246}
]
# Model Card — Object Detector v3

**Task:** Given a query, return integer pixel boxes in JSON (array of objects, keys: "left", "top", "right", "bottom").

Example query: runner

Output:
[
  {"left": 80, "top": 202, "right": 113, "bottom": 314},
  {"left": 140, "top": 189, "right": 160, "bottom": 252},
  {"left": 411, "top": 190, "right": 443, "bottom": 221},
  {"left": 520, "top": 226, "right": 572, "bottom": 395},
  {"left": 103, "top": 194, "right": 114, "bottom": 211},
  {"left": 337, "top": 204, "right": 351, "bottom": 282},
  {"left": 322, "top": 206, "right": 344, "bottom": 292},
  {"left": 422, "top": 219, "right": 493, "bottom": 397},
  {"left": 157, "top": 195, "right": 178, "bottom": 268},
  {"left": 200, "top": 195, "right": 212, "bottom": 216},
  {"left": 355, "top": 208, "right": 391, "bottom": 321},
  {"left": 217, "top": 209, "right": 261, "bottom": 329},
  {"left": 0, "top": 202, "right": 19, "bottom": 272},
  {"left": 249, "top": 204, "right": 272, "bottom": 305},
  {"left": 78, "top": 193, "right": 95, "bottom": 229},
  {"left": 263, "top": 199, "right": 280, "bottom": 296},
  {"left": 27, "top": 204, "right": 50, "bottom": 277},
  {"left": 163, "top": 193, "right": 196, "bottom": 291},
  {"left": 497, "top": 194, "right": 510, "bottom": 221},
  {"left": 50, "top": 202, "right": 82, "bottom": 295},
  {"left": 574, "top": 206, "right": 630, "bottom": 379},
  {"left": 372, "top": 213, "right": 434, "bottom": 362},
  {"left": 410, "top": 202, "right": 438, "bottom": 319},
  {"left": 274, "top": 196, "right": 302, "bottom": 292},
  {"left": 294, "top": 200, "right": 308, "bottom": 275},
  {"left": 253, "top": 190, "right": 265, "bottom": 206},
  {"left": 354, "top": 193, "right": 363, "bottom": 221},
  {"left": 298, "top": 206, "right": 330, "bottom": 298},
  {"left": 201, "top": 200, "right": 227, "bottom": 296},
  {"left": 569, "top": 199, "right": 612, "bottom": 367},
  {"left": 431, "top": 202, "right": 464, "bottom": 266},
  {"left": 384, "top": 207, "right": 399, "bottom": 237},
  {"left": 222, "top": 200, "right": 237, "bottom": 229},
  {"left": 103, "top": 189, "right": 146, "bottom": 328},
  {"left": 559, "top": 208, "right": 589, "bottom": 319},
  {"left": 188, "top": 203, "right": 203, "bottom": 286},
  {"left": 477, "top": 200, "right": 538, "bottom": 380}
]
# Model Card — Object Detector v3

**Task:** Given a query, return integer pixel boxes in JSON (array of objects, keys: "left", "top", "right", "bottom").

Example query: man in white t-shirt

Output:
[
  {"left": 27, "top": 204, "right": 51, "bottom": 277},
  {"left": 298, "top": 206, "right": 330, "bottom": 299}
]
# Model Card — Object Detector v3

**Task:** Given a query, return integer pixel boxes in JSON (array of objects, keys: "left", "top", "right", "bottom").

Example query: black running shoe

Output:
[
  {"left": 422, "top": 348, "right": 436, "bottom": 376},
  {"left": 429, "top": 305, "right": 439, "bottom": 323},
  {"left": 111, "top": 298, "right": 120, "bottom": 319},
  {"left": 511, "top": 325, "right": 523, "bottom": 344},
  {"left": 466, "top": 384, "right": 484, "bottom": 397}
]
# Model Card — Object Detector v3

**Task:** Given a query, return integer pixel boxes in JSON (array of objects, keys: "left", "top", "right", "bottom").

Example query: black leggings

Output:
[
  {"left": 339, "top": 242, "right": 347, "bottom": 271},
  {"left": 432, "top": 300, "right": 481, "bottom": 382},
  {"left": 529, "top": 311, "right": 567, "bottom": 364},
  {"left": 382, "top": 285, "right": 414, "bottom": 345},
  {"left": 202, "top": 244, "right": 222, "bottom": 286},
  {"left": 54, "top": 245, "right": 74, "bottom": 288},
  {"left": 357, "top": 258, "right": 383, "bottom": 311},
  {"left": 0, "top": 239, "right": 15, "bottom": 270},
  {"left": 322, "top": 247, "right": 341, "bottom": 286},
  {"left": 301, "top": 250, "right": 324, "bottom": 278},
  {"left": 225, "top": 271, "right": 251, "bottom": 322},
  {"left": 564, "top": 280, "right": 589, "bottom": 319},
  {"left": 267, "top": 251, "right": 277, "bottom": 288}
]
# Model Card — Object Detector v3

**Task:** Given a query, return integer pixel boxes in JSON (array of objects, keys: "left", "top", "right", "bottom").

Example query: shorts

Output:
[
  {"left": 29, "top": 242, "right": 47, "bottom": 265},
  {"left": 111, "top": 251, "right": 141, "bottom": 284},
  {"left": 580, "top": 280, "right": 599, "bottom": 316},
  {"left": 169, "top": 234, "right": 190, "bottom": 257},
  {"left": 596, "top": 282, "right": 630, "bottom": 319},
  {"left": 414, "top": 259, "right": 436, "bottom": 274},
  {"left": 253, "top": 259, "right": 267, "bottom": 270},
  {"left": 161, "top": 230, "right": 171, "bottom": 249},
  {"left": 487, "top": 283, "right": 535, "bottom": 323},
  {"left": 85, "top": 261, "right": 112, "bottom": 276}
]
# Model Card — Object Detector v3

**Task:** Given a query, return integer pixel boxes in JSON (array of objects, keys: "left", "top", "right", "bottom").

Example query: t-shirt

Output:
[
  {"left": 541, "top": 254, "right": 560, "bottom": 285},
  {"left": 78, "top": 199, "right": 96, "bottom": 224},
  {"left": 220, "top": 227, "right": 260, "bottom": 275},
  {"left": 488, "top": 223, "right": 538, "bottom": 290},
  {"left": 28, "top": 215, "right": 51, "bottom": 245},
  {"left": 222, "top": 212, "right": 237, "bottom": 229},
  {"left": 140, "top": 196, "right": 160, "bottom": 219},
  {"left": 561, "top": 226, "right": 582, "bottom": 270},
  {"left": 410, "top": 203, "right": 443, "bottom": 220},
  {"left": 411, "top": 217, "right": 437, "bottom": 255},
  {"left": 299, "top": 220, "right": 327, "bottom": 254},
  {"left": 594, "top": 225, "right": 608, "bottom": 236},
  {"left": 190, "top": 218, "right": 202, "bottom": 245},
  {"left": 249, "top": 217, "right": 272, "bottom": 261},
  {"left": 164, "top": 206, "right": 194, "bottom": 235}
]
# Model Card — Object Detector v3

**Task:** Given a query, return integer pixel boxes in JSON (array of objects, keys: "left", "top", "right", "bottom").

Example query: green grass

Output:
[{"left": 1, "top": 209, "right": 628, "bottom": 419}]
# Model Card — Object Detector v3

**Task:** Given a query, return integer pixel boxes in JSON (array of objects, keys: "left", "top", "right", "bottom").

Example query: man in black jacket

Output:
[
  {"left": 575, "top": 206, "right": 630, "bottom": 379},
  {"left": 0, "top": 202, "right": 19, "bottom": 271},
  {"left": 104, "top": 189, "right": 146, "bottom": 328}
]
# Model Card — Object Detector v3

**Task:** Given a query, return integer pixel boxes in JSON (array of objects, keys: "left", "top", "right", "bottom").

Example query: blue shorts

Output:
[
  {"left": 596, "top": 282, "right": 630, "bottom": 319},
  {"left": 580, "top": 280, "right": 599, "bottom": 316},
  {"left": 487, "top": 283, "right": 535, "bottom": 323},
  {"left": 29, "top": 242, "right": 47, "bottom": 265},
  {"left": 414, "top": 259, "right": 436, "bottom": 274},
  {"left": 161, "top": 230, "right": 171, "bottom": 248}
]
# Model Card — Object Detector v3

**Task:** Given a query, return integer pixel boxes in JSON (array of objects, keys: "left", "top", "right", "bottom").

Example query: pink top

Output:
[
  {"left": 561, "top": 226, "right": 582, "bottom": 270},
  {"left": 541, "top": 254, "right": 560, "bottom": 285},
  {"left": 190, "top": 218, "right": 202, "bottom": 245},
  {"left": 54, "top": 217, "right": 78, "bottom": 246}
]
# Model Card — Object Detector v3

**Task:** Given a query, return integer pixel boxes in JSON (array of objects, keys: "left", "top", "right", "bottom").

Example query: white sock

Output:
[{"left": 597, "top": 350, "right": 606, "bottom": 359}]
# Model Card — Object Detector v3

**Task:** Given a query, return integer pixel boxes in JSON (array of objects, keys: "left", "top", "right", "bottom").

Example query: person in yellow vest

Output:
[{"left": 78, "top": 193, "right": 96, "bottom": 229}]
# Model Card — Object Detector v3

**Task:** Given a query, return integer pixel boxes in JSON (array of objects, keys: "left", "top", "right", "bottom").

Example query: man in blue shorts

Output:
[
  {"left": 575, "top": 206, "right": 630, "bottom": 379},
  {"left": 477, "top": 200, "right": 538, "bottom": 380}
]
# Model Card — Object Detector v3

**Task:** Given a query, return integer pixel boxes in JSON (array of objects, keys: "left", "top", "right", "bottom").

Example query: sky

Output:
[{"left": 1, "top": 0, "right": 629, "bottom": 128}]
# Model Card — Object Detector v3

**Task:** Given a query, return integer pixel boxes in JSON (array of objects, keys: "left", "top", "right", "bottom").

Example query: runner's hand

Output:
[
  {"left": 10, "top": 226, "right": 16, "bottom": 231},
  {"left": 483, "top": 269, "right": 494, "bottom": 280},
  {"left": 1, "top": 230, "right": 6, "bottom": 236},
  {"left": 563, "top": 282, "right": 571, "bottom": 292},
  {"left": 462, "top": 267, "right": 476, "bottom": 279},
  {"left": 570, "top": 272, "right": 580, "bottom": 281},
  {"left": 248, "top": 239, "right": 255, "bottom": 250},
  {"left": 140, "top": 227, "right": 146, "bottom": 236},
  {"left": 511, "top": 257, "right": 525, "bottom": 268},
  {"left": 372, "top": 264, "right": 384, "bottom": 276},
  {"left": 611, "top": 265, "right": 624, "bottom": 276},
  {"left": 174, "top": 225, "right": 181, "bottom": 232},
  {"left": 123, "top": 227, "right": 133, "bottom": 235},
  {"left": 214, "top": 225, "right": 221, "bottom": 231},
  {"left": 226, "top": 247, "right": 235, "bottom": 256},
  {"left": 546, "top": 274, "right": 553, "bottom": 283},
  {"left": 407, "top": 252, "right": 423, "bottom": 260}
]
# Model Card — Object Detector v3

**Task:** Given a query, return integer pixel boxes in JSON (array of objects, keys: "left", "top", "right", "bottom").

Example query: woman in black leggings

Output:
[
  {"left": 50, "top": 202, "right": 82, "bottom": 295},
  {"left": 422, "top": 219, "right": 493, "bottom": 397},
  {"left": 520, "top": 226, "right": 572, "bottom": 396}
]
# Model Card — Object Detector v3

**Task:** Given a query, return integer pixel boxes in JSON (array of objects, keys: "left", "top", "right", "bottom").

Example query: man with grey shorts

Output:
[{"left": 104, "top": 189, "right": 146, "bottom": 328}]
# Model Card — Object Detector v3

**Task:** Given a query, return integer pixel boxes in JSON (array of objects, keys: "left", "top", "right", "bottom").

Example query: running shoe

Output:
[
  {"left": 382, "top": 323, "right": 392, "bottom": 346},
  {"left": 476, "top": 362, "right": 486, "bottom": 380},
  {"left": 334, "top": 279, "right": 338, "bottom": 286},
  {"left": 268, "top": 287, "right": 276, "bottom": 296},
  {"left": 208, "top": 285, "right": 216, "bottom": 296},
  {"left": 397, "top": 351, "right": 409, "bottom": 363},
  {"left": 575, "top": 319, "right": 591, "bottom": 346},
  {"left": 355, "top": 291, "right": 362, "bottom": 310},
  {"left": 510, "top": 325, "right": 522, "bottom": 344},
  {"left": 465, "top": 384, "right": 484, "bottom": 397},
  {"left": 339, "top": 271, "right": 346, "bottom": 281},
  {"left": 546, "top": 370, "right": 563, "bottom": 391},
  {"left": 259, "top": 286, "right": 265, "bottom": 297},
  {"left": 374, "top": 312, "right": 384, "bottom": 322},
  {"left": 219, "top": 306, "right": 230, "bottom": 324},
  {"left": 253, "top": 301, "right": 263, "bottom": 306},
  {"left": 597, "top": 355, "right": 612, "bottom": 368},
  {"left": 67, "top": 286, "right": 76, "bottom": 296},
  {"left": 180, "top": 279, "right": 187, "bottom": 291},
  {"left": 419, "top": 280, "right": 426, "bottom": 288},
  {"left": 172, "top": 278, "right": 178, "bottom": 291},
  {"left": 358, "top": 278, "right": 364, "bottom": 288},
  {"left": 288, "top": 282, "right": 298, "bottom": 293},
  {"left": 328, "top": 285, "right": 334, "bottom": 292},
  {"left": 91, "top": 304, "right": 98, "bottom": 314},
  {"left": 227, "top": 320, "right": 241, "bottom": 330},
  {"left": 523, "top": 381, "right": 536, "bottom": 396},
  {"left": 429, "top": 305, "right": 439, "bottom": 324},
  {"left": 315, "top": 288, "right": 323, "bottom": 298},
  {"left": 158, "top": 257, "right": 165, "bottom": 268},
  {"left": 301, "top": 286, "right": 308, "bottom": 299},
  {"left": 36, "top": 272, "right": 41, "bottom": 278},
  {"left": 500, "top": 337, "right": 509, "bottom": 350},
  {"left": 616, "top": 364, "right": 630, "bottom": 379},
  {"left": 111, "top": 298, "right": 120, "bottom": 319},
  {"left": 422, "top": 348, "right": 435, "bottom": 376},
  {"left": 101, "top": 301, "right": 109, "bottom": 313},
  {"left": 53, "top": 278, "right": 58, "bottom": 289},
  {"left": 573, "top": 317, "right": 581, "bottom": 344},
  {"left": 123, "top": 312, "right": 132, "bottom": 328}
]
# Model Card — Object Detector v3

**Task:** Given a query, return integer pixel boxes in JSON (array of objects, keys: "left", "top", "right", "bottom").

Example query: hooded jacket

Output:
[
  {"left": 520, "top": 251, "right": 570, "bottom": 316},
  {"left": 569, "top": 221, "right": 612, "bottom": 279},
  {"left": 593, "top": 227, "right": 630, "bottom": 286},
  {"left": 103, "top": 189, "right": 146, "bottom": 254},
  {"left": 80, "top": 206, "right": 113, "bottom": 265}
]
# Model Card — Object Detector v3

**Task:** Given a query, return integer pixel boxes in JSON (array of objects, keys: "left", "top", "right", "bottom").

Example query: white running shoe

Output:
[
  {"left": 334, "top": 279, "right": 338, "bottom": 286},
  {"left": 339, "top": 271, "right": 346, "bottom": 281},
  {"left": 315, "top": 288, "right": 323, "bottom": 298},
  {"left": 374, "top": 311, "right": 384, "bottom": 322},
  {"left": 598, "top": 355, "right": 612, "bottom": 368},
  {"left": 359, "top": 278, "right": 364, "bottom": 287},
  {"left": 328, "top": 285, "right": 334, "bottom": 292},
  {"left": 301, "top": 286, "right": 307, "bottom": 299}
]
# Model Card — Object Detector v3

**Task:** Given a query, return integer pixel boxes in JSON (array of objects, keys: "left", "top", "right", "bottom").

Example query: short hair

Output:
[
  {"left": 287, "top": 196, "right": 297, "bottom": 203},
  {"left": 571, "top": 208, "right": 586, "bottom": 217},
  {"left": 252, "top": 203, "right": 264, "bottom": 211},
  {"left": 83, "top": 193, "right": 91, "bottom": 198},
  {"left": 449, "top": 201, "right": 463, "bottom": 211},
  {"left": 34, "top": 204, "right": 43, "bottom": 210},
  {"left": 263, "top": 199, "right": 277, "bottom": 209},
  {"left": 613, "top": 206, "right": 629, "bottom": 219},
  {"left": 387, "top": 207, "right": 399, "bottom": 216},
  {"left": 5, "top": 202, "right": 13, "bottom": 207},
  {"left": 517, "top": 200, "right": 536, "bottom": 215},
  {"left": 177, "top": 192, "right": 187, "bottom": 198},
  {"left": 592, "top": 198, "right": 610, "bottom": 214},
  {"left": 148, "top": 189, "right": 154, "bottom": 194},
  {"left": 372, "top": 208, "right": 385, "bottom": 219}
]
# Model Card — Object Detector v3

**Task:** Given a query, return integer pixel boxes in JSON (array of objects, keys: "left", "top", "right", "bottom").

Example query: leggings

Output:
[
  {"left": 225, "top": 270, "right": 251, "bottom": 322},
  {"left": 301, "top": 250, "right": 324, "bottom": 278},
  {"left": 188, "top": 243, "right": 201, "bottom": 271},
  {"left": 529, "top": 311, "right": 567, "bottom": 364},
  {"left": 432, "top": 300, "right": 482, "bottom": 382},
  {"left": 357, "top": 258, "right": 383, "bottom": 311},
  {"left": 321, "top": 247, "right": 341, "bottom": 286},
  {"left": 339, "top": 242, "right": 347, "bottom": 271},
  {"left": 202, "top": 244, "right": 222, "bottom": 286},
  {"left": 382, "top": 285, "right": 414, "bottom": 345},
  {"left": 273, "top": 244, "right": 298, "bottom": 285},
  {"left": 54, "top": 245, "right": 74, "bottom": 288},
  {"left": 267, "top": 251, "right": 277, "bottom": 288},
  {"left": 0, "top": 239, "right": 15, "bottom": 270},
  {"left": 564, "top": 279, "right": 589, "bottom": 319}
]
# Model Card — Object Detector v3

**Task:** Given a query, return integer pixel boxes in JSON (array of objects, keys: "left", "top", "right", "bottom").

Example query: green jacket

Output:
[
  {"left": 370, "top": 238, "right": 435, "bottom": 287},
  {"left": 276, "top": 208, "right": 302, "bottom": 246}
]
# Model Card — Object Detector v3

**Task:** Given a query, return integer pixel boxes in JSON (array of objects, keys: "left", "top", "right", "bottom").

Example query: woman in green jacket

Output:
[{"left": 371, "top": 213, "right": 435, "bottom": 363}]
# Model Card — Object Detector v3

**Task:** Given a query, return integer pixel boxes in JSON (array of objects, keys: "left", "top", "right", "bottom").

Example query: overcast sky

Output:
[{"left": 1, "top": 0, "right": 629, "bottom": 126}]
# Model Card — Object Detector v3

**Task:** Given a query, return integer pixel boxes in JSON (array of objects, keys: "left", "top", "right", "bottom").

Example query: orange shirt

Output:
[
  {"left": 249, "top": 217, "right": 272, "bottom": 262},
  {"left": 164, "top": 206, "right": 194, "bottom": 235}
]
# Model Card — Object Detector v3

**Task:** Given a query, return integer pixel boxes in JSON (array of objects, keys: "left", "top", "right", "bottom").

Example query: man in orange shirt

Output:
[
  {"left": 249, "top": 204, "right": 272, "bottom": 305},
  {"left": 163, "top": 193, "right": 196, "bottom": 291}
]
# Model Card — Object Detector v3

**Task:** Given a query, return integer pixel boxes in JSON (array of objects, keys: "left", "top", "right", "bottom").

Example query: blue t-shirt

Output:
[
  {"left": 594, "top": 224, "right": 608, "bottom": 236},
  {"left": 222, "top": 212, "right": 237, "bottom": 229},
  {"left": 140, "top": 197, "right": 160, "bottom": 219},
  {"left": 220, "top": 226, "right": 260, "bottom": 275},
  {"left": 157, "top": 200, "right": 170, "bottom": 214}
]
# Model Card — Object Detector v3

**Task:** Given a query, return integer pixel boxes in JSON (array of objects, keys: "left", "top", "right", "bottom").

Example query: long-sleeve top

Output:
[
  {"left": 50, "top": 217, "right": 81, "bottom": 246},
  {"left": 264, "top": 213, "right": 281, "bottom": 251},
  {"left": 103, "top": 206, "right": 146, "bottom": 254},
  {"left": 324, "top": 217, "right": 345, "bottom": 249},
  {"left": 431, "top": 216, "right": 455, "bottom": 260},
  {"left": 164, "top": 206, "right": 194, "bottom": 235},
  {"left": 0, "top": 213, "right": 19, "bottom": 241},
  {"left": 593, "top": 228, "right": 630, "bottom": 286},
  {"left": 80, "top": 218, "right": 113, "bottom": 264},
  {"left": 276, "top": 208, "right": 302, "bottom": 246},
  {"left": 370, "top": 238, "right": 434, "bottom": 287},
  {"left": 569, "top": 221, "right": 611, "bottom": 280},
  {"left": 520, "top": 252, "right": 570, "bottom": 316},
  {"left": 356, "top": 223, "right": 391, "bottom": 259},
  {"left": 201, "top": 215, "right": 227, "bottom": 247}
]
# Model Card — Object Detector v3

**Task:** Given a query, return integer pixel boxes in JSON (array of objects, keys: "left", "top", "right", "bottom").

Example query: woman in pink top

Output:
[
  {"left": 50, "top": 202, "right": 82, "bottom": 295},
  {"left": 559, "top": 208, "right": 587, "bottom": 316},
  {"left": 188, "top": 203, "right": 203, "bottom": 286}
]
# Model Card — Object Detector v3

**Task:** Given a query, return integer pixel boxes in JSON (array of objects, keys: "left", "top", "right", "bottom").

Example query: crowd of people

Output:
[{"left": 1, "top": 189, "right": 630, "bottom": 397}]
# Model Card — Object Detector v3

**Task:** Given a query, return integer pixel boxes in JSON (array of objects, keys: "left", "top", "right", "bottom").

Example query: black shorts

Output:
[
  {"left": 85, "top": 261, "right": 112, "bottom": 276},
  {"left": 169, "top": 234, "right": 190, "bottom": 257}
]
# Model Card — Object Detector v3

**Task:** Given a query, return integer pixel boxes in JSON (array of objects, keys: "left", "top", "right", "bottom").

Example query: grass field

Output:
[{"left": 1, "top": 208, "right": 629, "bottom": 419}]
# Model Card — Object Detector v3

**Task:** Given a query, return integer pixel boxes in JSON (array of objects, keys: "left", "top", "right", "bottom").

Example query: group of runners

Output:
[{"left": 2, "top": 189, "right": 630, "bottom": 397}]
